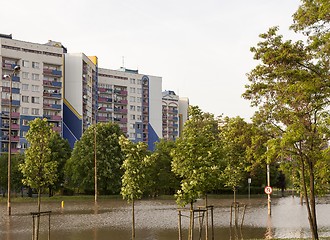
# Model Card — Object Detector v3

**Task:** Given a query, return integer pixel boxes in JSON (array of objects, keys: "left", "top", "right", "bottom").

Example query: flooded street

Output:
[{"left": 1, "top": 196, "right": 330, "bottom": 239}]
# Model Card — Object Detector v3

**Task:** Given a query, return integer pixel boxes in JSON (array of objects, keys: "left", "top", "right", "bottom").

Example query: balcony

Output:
[
  {"left": 2, "top": 63, "right": 17, "bottom": 70},
  {"left": 120, "top": 118, "right": 128, "bottom": 123},
  {"left": 43, "top": 92, "right": 61, "bottom": 99},
  {"left": 12, "top": 76, "right": 20, "bottom": 82},
  {"left": 115, "top": 100, "right": 128, "bottom": 105},
  {"left": 43, "top": 103, "right": 62, "bottom": 110},
  {"left": 1, "top": 112, "right": 20, "bottom": 118},
  {"left": 52, "top": 126, "right": 61, "bottom": 132}
]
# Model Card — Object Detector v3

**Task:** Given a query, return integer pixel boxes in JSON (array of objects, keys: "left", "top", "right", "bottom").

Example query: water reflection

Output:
[{"left": 0, "top": 196, "right": 329, "bottom": 240}]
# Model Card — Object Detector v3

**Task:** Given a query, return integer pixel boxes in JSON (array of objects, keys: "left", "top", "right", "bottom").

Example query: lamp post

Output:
[
  {"left": 94, "top": 106, "right": 101, "bottom": 204},
  {"left": 4, "top": 65, "right": 20, "bottom": 216}
]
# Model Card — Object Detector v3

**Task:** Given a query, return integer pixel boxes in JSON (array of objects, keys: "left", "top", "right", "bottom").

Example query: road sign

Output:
[{"left": 264, "top": 186, "right": 273, "bottom": 195}]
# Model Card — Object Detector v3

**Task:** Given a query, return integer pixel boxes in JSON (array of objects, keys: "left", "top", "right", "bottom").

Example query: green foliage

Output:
[
  {"left": 48, "top": 132, "right": 71, "bottom": 193},
  {"left": 219, "top": 117, "right": 253, "bottom": 191},
  {"left": 65, "top": 122, "right": 123, "bottom": 194},
  {"left": 19, "top": 118, "right": 58, "bottom": 190},
  {"left": 119, "top": 136, "right": 152, "bottom": 202},
  {"left": 0, "top": 154, "right": 24, "bottom": 194},
  {"left": 244, "top": 14, "right": 330, "bottom": 238},
  {"left": 148, "top": 139, "right": 180, "bottom": 196},
  {"left": 171, "top": 106, "right": 223, "bottom": 206}
]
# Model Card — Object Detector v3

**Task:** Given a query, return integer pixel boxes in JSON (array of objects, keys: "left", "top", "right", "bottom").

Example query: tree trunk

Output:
[
  {"left": 132, "top": 199, "right": 135, "bottom": 240},
  {"left": 36, "top": 188, "right": 41, "bottom": 240},
  {"left": 205, "top": 194, "right": 208, "bottom": 240},
  {"left": 301, "top": 157, "right": 318, "bottom": 239},
  {"left": 189, "top": 201, "right": 194, "bottom": 240},
  {"left": 308, "top": 161, "right": 318, "bottom": 240}
]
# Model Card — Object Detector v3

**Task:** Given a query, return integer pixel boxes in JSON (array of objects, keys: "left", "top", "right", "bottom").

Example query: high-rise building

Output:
[
  {"left": 63, "top": 53, "right": 98, "bottom": 148},
  {"left": 162, "top": 90, "right": 189, "bottom": 140},
  {"left": 64, "top": 54, "right": 163, "bottom": 150},
  {"left": 0, "top": 34, "right": 65, "bottom": 153}
]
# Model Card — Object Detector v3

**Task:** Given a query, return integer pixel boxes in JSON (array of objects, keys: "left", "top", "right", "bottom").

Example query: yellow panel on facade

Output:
[{"left": 88, "top": 56, "right": 98, "bottom": 65}]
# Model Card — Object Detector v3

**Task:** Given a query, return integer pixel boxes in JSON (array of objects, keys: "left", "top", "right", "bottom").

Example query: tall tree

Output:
[
  {"left": 243, "top": 26, "right": 330, "bottom": 239},
  {"left": 119, "top": 136, "right": 152, "bottom": 240},
  {"left": 19, "top": 118, "right": 57, "bottom": 240},
  {"left": 65, "top": 122, "right": 123, "bottom": 194}
]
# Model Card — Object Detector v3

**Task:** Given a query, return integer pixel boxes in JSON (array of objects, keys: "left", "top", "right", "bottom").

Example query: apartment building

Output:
[
  {"left": 162, "top": 90, "right": 189, "bottom": 140},
  {"left": 64, "top": 53, "right": 163, "bottom": 150},
  {"left": 0, "top": 34, "right": 65, "bottom": 154}
]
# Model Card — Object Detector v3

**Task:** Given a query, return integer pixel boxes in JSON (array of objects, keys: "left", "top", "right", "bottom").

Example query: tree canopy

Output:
[{"left": 65, "top": 122, "right": 124, "bottom": 194}]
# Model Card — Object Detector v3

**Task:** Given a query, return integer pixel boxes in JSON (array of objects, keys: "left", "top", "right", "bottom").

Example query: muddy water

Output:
[{"left": 0, "top": 196, "right": 330, "bottom": 240}]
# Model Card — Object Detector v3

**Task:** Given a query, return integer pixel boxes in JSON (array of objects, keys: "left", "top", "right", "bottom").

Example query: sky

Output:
[{"left": 1, "top": 0, "right": 303, "bottom": 120}]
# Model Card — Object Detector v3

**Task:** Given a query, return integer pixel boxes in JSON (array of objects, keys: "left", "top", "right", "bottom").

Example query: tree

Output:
[
  {"left": 19, "top": 118, "right": 58, "bottom": 240},
  {"left": 0, "top": 154, "right": 24, "bottom": 197},
  {"left": 148, "top": 139, "right": 180, "bottom": 196},
  {"left": 219, "top": 116, "right": 253, "bottom": 202},
  {"left": 171, "top": 106, "right": 223, "bottom": 206},
  {"left": 48, "top": 132, "right": 71, "bottom": 196},
  {"left": 119, "top": 136, "right": 152, "bottom": 240},
  {"left": 243, "top": 26, "right": 330, "bottom": 239},
  {"left": 65, "top": 122, "right": 123, "bottom": 194}
]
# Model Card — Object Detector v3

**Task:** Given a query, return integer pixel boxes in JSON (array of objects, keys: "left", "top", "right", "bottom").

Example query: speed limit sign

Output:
[{"left": 264, "top": 186, "right": 273, "bottom": 195}]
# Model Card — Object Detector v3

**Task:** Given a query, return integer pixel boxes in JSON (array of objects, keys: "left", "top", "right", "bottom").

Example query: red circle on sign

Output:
[{"left": 264, "top": 186, "right": 273, "bottom": 195}]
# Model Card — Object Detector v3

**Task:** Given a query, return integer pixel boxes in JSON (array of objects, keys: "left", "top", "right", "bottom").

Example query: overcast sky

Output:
[{"left": 1, "top": 0, "right": 303, "bottom": 120}]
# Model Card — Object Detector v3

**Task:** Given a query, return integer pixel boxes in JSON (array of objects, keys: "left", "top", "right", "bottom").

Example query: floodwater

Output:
[{"left": 1, "top": 195, "right": 330, "bottom": 240}]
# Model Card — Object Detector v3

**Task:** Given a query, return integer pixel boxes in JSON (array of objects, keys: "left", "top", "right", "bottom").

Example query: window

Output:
[
  {"left": 20, "top": 142, "right": 28, "bottom": 149},
  {"left": 137, "top": 115, "right": 142, "bottom": 120},
  {"left": 129, "top": 123, "right": 134, "bottom": 129},
  {"left": 130, "top": 105, "right": 136, "bottom": 111},
  {"left": 22, "top": 119, "right": 29, "bottom": 126},
  {"left": 31, "top": 97, "right": 39, "bottom": 104},
  {"left": 22, "top": 60, "right": 29, "bottom": 68},
  {"left": 22, "top": 96, "right": 29, "bottom": 103},
  {"left": 32, "top": 73, "right": 39, "bottom": 81},
  {"left": 32, "top": 62, "right": 39, "bottom": 69},
  {"left": 22, "top": 131, "right": 28, "bottom": 137},
  {"left": 137, "top": 79, "right": 142, "bottom": 85},
  {"left": 130, "top": 96, "right": 135, "bottom": 102},
  {"left": 32, "top": 108, "right": 39, "bottom": 115},
  {"left": 137, "top": 133, "right": 142, "bottom": 138},
  {"left": 137, "top": 88, "right": 142, "bottom": 94},
  {"left": 22, "top": 107, "right": 29, "bottom": 114},
  {"left": 22, "top": 72, "right": 29, "bottom": 79},
  {"left": 137, "top": 106, "right": 141, "bottom": 112},
  {"left": 137, "top": 97, "right": 142, "bottom": 103},
  {"left": 130, "top": 78, "right": 136, "bottom": 84},
  {"left": 130, "top": 87, "right": 136, "bottom": 93},
  {"left": 31, "top": 85, "right": 39, "bottom": 92},
  {"left": 130, "top": 114, "right": 135, "bottom": 120}
]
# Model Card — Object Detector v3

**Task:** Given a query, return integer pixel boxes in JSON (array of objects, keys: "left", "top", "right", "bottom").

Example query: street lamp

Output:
[
  {"left": 93, "top": 106, "right": 101, "bottom": 204},
  {"left": 4, "top": 65, "right": 21, "bottom": 216}
]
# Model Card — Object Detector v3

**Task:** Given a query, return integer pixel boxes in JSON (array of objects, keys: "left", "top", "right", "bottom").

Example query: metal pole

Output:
[
  {"left": 7, "top": 72, "right": 12, "bottom": 216},
  {"left": 267, "top": 164, "right": 271, "bottom": 216}
]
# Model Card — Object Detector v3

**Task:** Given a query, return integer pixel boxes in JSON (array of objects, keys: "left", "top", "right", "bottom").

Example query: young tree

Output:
[
  {"left": 219, "top": 116, "right": 253, "bottom": 202},
  {"left": 65, "top": 122, "right": 123, "bottom": 194},
  {"left": 19, "top": 118, "right": 57, "bottom": 240},
  {"left": 119, "top": 136, "right": 152, "bottom": 240},
  {"left": 171, "top": 106, "right": 223, "bottom": 208},
  {"left": 243, "top": 26, "right": 330, "bottom": 239}
]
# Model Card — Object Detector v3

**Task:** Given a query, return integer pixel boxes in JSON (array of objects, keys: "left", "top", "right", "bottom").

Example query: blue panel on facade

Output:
[
  {"left": 63, "top": 103, "right": 82, "bottom": 148},
  {"left": 52, "top": 82, "right": 62, "bottom": 87},
  {"left": 148, "top": 123, "right": 159, "bottom": 151}
]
